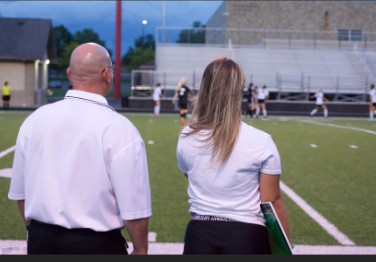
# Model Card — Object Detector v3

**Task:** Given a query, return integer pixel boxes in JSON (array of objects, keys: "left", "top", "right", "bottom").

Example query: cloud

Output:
[{"left": 0, "top": 1, "right": 223, "bottom": 57}]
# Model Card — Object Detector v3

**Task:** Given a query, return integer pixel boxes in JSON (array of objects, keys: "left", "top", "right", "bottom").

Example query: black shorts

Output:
[
  {"left": 2, "top": 95, "right": 10, "bottom": 101},
  {"left": 373, "top": 103, "right": 376, "bottom": 107},
  {"left": 179, "top": 102, "right": 188, "bottom": 110},
  {"left": 258, "top": 99, "right": 265, "bottom": 104},
  {"left": 184, "top": 219, "right": 271, "bottom": 254}
]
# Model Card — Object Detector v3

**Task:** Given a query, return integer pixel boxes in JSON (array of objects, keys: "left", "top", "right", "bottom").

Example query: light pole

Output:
[
  {"left": 142, "top": 20, "right": 147, "bottom": 64},
  {"left": 142, "top": 20, "right": 147, "bottom": 41},
  {"left": 114, "top": 0, "right": 122, "bottom": 99},
  {"left": 162, "top": 1, "right": 165, "bottom": 43}
]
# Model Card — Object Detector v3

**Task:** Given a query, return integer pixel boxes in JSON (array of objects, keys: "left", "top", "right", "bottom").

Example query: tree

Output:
[
  {"left": 58, "top": 41, "right": 80, "bottom": 68},
  {"left": 177, "top": 21, "right": 206, "bottom": 44},
  {"left": 53, "top": 25, "right": 73, "bottom": 59},
  {"left": 122, "top": 34, "right": 156, "bottom": 70},
  {"left": 74, "top": 29, "right": 112, "bottom": 57},
  {"left": 52, "top": 26, "right": 113, "bottom": 72}
]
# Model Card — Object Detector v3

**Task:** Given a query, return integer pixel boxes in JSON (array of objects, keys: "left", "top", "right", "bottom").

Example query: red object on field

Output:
[{"left": 114, "top": 0, "right": 122, "bottom": 99}]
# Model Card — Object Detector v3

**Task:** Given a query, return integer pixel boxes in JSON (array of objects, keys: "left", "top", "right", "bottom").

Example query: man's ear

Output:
[
  {"left": 66, "top": 68, "right": 72, "bottom": 82},
  {"left": 104, "top": 68, "right": 111, "bottom": 84}
]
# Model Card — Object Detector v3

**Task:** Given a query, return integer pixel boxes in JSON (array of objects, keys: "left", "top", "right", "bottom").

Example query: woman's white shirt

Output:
[
  {"left": 176, "top": 122, "right": 281, "bottom": 226},
  {"left": 153, "top": 87, "right": 161, "bottom": 101},
  {"left": 315, "top": 92, "right": 324, "bottom": 105}
]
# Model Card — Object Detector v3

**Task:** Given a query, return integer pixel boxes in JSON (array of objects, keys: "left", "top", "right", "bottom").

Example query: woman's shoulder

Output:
[{"left": 240, "top": 122, "right": 271, "bottom": 141}]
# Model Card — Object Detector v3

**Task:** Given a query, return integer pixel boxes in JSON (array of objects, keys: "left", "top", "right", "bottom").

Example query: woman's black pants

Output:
[{"left": 183, "top": 219, "right": 272, "bottom": 255}]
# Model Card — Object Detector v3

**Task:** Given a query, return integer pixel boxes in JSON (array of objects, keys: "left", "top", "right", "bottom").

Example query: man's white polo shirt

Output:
[{"left": 8, "top": 90, "right": 152, "bottom": 231}]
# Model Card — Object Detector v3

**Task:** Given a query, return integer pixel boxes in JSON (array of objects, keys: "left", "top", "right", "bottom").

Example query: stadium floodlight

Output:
[
  {"left": 142, "top": 20, "right": 147, "bottom": 25},
  {"left": 45, "top": 59, "right": 50, "bottom": 65}
]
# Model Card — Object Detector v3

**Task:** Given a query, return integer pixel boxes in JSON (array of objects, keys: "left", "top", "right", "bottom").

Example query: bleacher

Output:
[{"left": 155, "top": 43, "right": 372, "bottom": 95}]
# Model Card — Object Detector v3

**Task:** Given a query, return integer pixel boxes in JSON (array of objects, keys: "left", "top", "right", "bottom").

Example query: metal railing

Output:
[
  {"left": 131, "top": 70, "right": 372, "bottom": 102},
  {"left": 156, "top": 27, "right": 376, "bottom": 51}
]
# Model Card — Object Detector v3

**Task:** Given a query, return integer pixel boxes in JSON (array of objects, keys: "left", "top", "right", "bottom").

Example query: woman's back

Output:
[
  {"left": 177, "top": 57, "right": 290, "bottom": 254},
  {"left": 177, "top": 122, "right": 281, "bottom": 226}
]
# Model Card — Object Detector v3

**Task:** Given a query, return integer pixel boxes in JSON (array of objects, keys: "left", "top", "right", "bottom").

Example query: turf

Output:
[{"left": 0, "top": 112, "right": 375, "bottom": 246}]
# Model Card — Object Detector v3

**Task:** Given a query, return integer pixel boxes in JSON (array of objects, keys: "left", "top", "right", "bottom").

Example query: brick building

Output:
[
  {"left": 0, "top": 18, "right": 57, "bottom": 107},
  {"left": 206, "top": 1, "right": 376, "bottom": 46}
]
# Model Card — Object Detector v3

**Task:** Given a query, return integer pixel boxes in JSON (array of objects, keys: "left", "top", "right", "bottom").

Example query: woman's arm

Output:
[
  {"left": 172, "top": 92, "right": 178, "bottom": 104},
  {"left": 259, "top": 173, "right": 292, "bottom": 246}
]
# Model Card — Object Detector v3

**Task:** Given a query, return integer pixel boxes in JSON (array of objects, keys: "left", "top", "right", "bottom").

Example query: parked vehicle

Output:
[{"left": 49, "top": 80, "right": 62, "bottom": 89}]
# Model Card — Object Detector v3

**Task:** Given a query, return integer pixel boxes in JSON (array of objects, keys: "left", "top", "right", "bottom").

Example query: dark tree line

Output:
[{"left": 52, "top": 25, "right": 112, "bottom": 71}]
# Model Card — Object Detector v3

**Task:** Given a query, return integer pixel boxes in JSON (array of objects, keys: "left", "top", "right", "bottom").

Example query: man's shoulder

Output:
[{"left": 105, "top": 114, "right": 141, "bottom": 137}]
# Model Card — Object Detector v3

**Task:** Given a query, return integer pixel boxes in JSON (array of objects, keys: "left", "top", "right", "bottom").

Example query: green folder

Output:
[{"left": 261, "top": 202, "right": 293, "bottom": 255}]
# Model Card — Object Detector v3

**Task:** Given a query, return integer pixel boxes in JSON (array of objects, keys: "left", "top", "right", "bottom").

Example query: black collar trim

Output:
[{"left": 64, "top": 96, "right": 116, "bottom": 112}]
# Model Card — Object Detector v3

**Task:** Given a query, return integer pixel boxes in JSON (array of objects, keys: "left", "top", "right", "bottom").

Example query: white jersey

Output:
[
  {"left": 370, "top": 89, "right": 376, "bottom": 104},
  {"left": 315, "top": 92, "right": 324, "bottom": 105},
  {"left": 257, "top": 89, "right": 269, "bottom": 100},
  {"left": 177, "top": 122, "right": 281, "bottom": 226},
  {"left": 153, "top": 87, "right": 162, "bottom": 101}
]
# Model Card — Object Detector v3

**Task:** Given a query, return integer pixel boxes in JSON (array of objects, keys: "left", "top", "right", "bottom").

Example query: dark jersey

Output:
[
  {"left": 248, "top": 89, "right": 254, "bottom": 100},
  {"left": 177, "top": 85, "right": 191, "bottom": 103}
]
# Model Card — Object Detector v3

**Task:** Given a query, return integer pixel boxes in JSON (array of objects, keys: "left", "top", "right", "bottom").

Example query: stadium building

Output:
[
  {"left": 130, "top": 1, "right": 376, "bottom": 116},
  {"left": 0, "top": 18, "right": 57, "bottom": 107}
]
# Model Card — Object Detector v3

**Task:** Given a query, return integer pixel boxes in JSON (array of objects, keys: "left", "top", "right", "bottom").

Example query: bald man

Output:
[{"left": 8, "top": 43, "right": 152, "bottom": 254}]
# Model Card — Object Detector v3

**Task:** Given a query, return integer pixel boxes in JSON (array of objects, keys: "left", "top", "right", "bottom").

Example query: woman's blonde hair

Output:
[
  {"left": 176, "top": 77, "right": 186, "bottom": 91},
  {"left": 183, "top": 57, "right": 245, "bottom": 165}
]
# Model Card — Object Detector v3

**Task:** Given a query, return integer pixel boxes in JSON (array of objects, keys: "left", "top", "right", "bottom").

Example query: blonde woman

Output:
[
  {"left": 172, "top": 78, "right": 191, "bottom": 125},
  {"left": 176, "top": 57, "right": 292, "bottom": 254}
]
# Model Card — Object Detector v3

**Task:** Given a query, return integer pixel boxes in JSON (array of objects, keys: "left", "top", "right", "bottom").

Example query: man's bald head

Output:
[{"left": 67, "top": 43, "right": 113, "bottom": 96}]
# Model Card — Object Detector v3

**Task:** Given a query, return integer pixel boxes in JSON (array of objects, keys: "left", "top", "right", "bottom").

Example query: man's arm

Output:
[
  {"left": 17, "top": 200, "right": 31, "bottom": 226},
  {"left": 124, "top": 218, "right": 149, "bottom": 255},
  {"left": 259, "top": 173, "right": 292, "bottom": 246}
]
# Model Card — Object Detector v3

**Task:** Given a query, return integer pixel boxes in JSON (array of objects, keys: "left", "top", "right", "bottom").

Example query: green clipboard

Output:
[{"left": 261, "top": 202, "right": 293, "bottom": 255}]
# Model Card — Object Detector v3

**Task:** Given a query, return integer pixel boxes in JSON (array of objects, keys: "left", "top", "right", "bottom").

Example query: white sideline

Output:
[
  {"left": 296, "top": 120, "right": 376, "bottom": 135},
  {"left": 1, "top": 241, "right": 376, "bottom": 254},
  {"left": 280, "top": 181, "right": 355, "bottom": 246},
  {"left": 0, "top": 146, "right": 16, "bottom": 159}
]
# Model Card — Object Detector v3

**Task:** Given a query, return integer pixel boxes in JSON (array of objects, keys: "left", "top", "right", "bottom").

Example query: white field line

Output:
[
  {"left": 296, "top": 120, "right": 376, "bottom": 135},
  {"left": 1, "top": 241, "right": 375, "bottom": 254},
  {"left": 280, "top": 181, "right": 355, "bottom": 246},
  {"left": 0, "top": 146, "right": 16, "bottom": 159}
]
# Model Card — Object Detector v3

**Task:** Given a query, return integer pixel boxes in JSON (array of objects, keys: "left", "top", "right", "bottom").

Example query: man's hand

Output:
[{"left": 124, "top": 218, "right": 149, "bottom": 255}]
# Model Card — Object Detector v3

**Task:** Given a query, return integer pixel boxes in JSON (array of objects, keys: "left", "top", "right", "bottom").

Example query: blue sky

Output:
[{"left": 0, "top": 1, "right": 223, "bottom": 57}]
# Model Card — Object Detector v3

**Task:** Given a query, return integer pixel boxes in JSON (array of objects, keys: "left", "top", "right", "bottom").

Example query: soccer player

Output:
[
  {"left": 152, "top": 82, "right": 165, "bottom": 116},
  {"left": 369, "top": 84, "right": 376, "bottom": 120},
  {"left": 247, "top": 83, "right": 256, "bottom": 118},
  {"left": 310, "top": 89, "right": 329, "bottom": 117},
  {"left": 2, "top": 81, "right": 11, "bottom": 110},
  {"left": 255, "top": 85, "right": 269, "bottom": 118},
  {"left": 172, "top": 78, "right": 191, "bottom": 125}
]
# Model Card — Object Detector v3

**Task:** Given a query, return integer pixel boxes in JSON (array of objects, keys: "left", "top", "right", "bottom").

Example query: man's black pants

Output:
[
  {"left": 183, "top": 220, "right": 272, "bottom": 255},
  {"left": 27, "top": 220, "right": 128, "bottom": 254}
]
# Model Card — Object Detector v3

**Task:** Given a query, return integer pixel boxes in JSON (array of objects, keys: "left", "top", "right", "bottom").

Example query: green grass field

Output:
[{"left": 0, "top": 111, "right": 375, "bottom": 246}]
